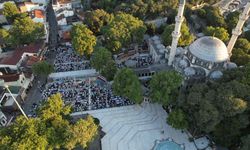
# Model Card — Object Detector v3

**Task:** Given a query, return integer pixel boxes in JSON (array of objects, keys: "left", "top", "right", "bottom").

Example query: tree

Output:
[
  {"left": 101, "top": 12, "right": 146, "bottom": 52},
  {"left": 203, "top": 6, "right": 227, "bottom": 28},
  {"left": 241, "top": 135, "right": 250, "bottom": 150},
  {"left": 112, "top": 68, "right": 143, "bottom": 104},
  {"left": 162, "top": 23, "right": 194, "bottom": 46},
  {"left": 32, "top": 61, "right": 54, "bottom": 77},
  {"left": 71, "top": 24, "right": 97, "bottom": 56},
  {"left": 84, "top": 9, "right": 113, "bottom": 34},
  {"left": 225, "top": 11, "right": 240, "bottom": 32},
  {"left": 10, "top": 16, "right": 45, "bottom": 45},
  {"left": 2, "top": 2, "right": 19, "bottom": 23},
  {"left": 0, "top": 29, "right": 12, "bottom": 46},
  {"left": 204, "top": 26, "right": 229, "bottom": 42},
  {"left": 65, "top": 116, "right": 98, "bottom": 149},
  {"left": 91, "top": 47, "right": 117, "bottom": 81},
  {"left": 0, "top": 93, "right": 98, "bottom": 150},
  {"left": 149, "top": 71, "right": 183, "bottom": 106},
  {"left": 167, "top": 109, "right": 188, "bottom": 129},
  {"left": 146, "top": 23, "right": 156, "bottom": 36},
  {"left": 231, "top": 38, "right": 250, "bottom": 66},
  {"left": 213, "top": 114, "right": 249, "bottom": 147}
]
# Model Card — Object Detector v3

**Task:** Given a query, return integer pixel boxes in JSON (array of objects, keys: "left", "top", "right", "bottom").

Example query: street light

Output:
[
  {"left": 4, "top": 85, "right": 28, "bottom": 120},
  {"left": 0, "top": 72, "right": 28, "bottom": 120}
]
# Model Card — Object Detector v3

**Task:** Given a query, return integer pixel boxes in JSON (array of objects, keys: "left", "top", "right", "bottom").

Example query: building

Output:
[
  {"left": 0, "top": 42, "right": 44, "bottom": 70},
  {"left": 172, "top": 36, "right": 236, "bottom": 79},
  {"left": 148, "top": 36, "right": 166, "bottom": 63}
]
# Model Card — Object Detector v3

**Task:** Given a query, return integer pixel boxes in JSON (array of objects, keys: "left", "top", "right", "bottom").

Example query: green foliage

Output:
[
  {"left": 213, "top": 114, "right": 249, "bottom": 147},
  {"left": 84, "top": 9, "right": 113, "bottom": 34},
  {"left": 146, "top": 23, "right": 156, "bottom": 36},
  {"left": 162, "top": 23, "right": 194, "bottom": 46},
  {"left": 2, "top": 2, "right": 19, "bottom": 22},
  {"left": 204, "top": 26, "right": 229, "bottom": 42},
  {"left": 167, "top": 109, "right": 188, "bottom": 129},
  {"left": 241, "top": 134, "right": 250, "bottom": 150},
  {"left": 10, "top": 16, "right": 45, "bottom": 45},
  {"left": 149, "top": 71, "right": 183, "bottom": 106},
  {"left": 0, "top": 93, "right": 98, "bottom": 150},
  {"left": 225, "top": 11, "right": 240, "bottom": 32},
  {"left": 0, "top": 29, "right": 12, "bottom": 46},
  {"left": 91, "top": 47, "right": 117, "bottom": 81},
  {"left": 196, "top": 6, "right": 227, "bottom": 28},
  {"left": 32, "top": 61, "right": 54, "bottom": 77},
  {"left": 177, "top": 64, "right": 250, "bottom": 148},
  {"left": 112, "top": 68, "right": 143, "bottom": 104},
  {"left": 231, "top": 38, "right": 250, "bottom": 66},
  {"left": 71, "top": 24, "right": 97, "bottom": 56},
  {"left": 101, "top": 12, "right": 146, "bottom": 52}
]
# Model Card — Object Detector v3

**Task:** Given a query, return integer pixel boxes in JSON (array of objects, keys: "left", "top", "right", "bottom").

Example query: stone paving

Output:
[{"left": 72, "top": 102, "right": 198, "bottom": 150}]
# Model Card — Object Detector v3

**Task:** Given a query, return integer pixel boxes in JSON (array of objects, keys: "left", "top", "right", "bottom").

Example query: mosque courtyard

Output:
[{"left": 72, "top": 102, "right": 210, "bottom": 150}]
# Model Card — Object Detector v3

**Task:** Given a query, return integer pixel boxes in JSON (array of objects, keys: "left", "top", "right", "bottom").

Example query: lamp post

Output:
[
  {"left": 0, "top": 73, "right": 28, "bottom": 120},
  {"left": 5, "top": 85, "right": 28, "bottom": 120}
]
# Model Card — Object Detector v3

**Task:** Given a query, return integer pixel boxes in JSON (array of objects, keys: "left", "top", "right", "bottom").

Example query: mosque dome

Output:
[
  {"left": 184, "top": 67, "right": 196, "bottom": 76},
  {"left": 226, "top": 62, "right": 238, "bottom": 69},
  {"left": 209, "top": 70, "right": 223, "bottom": 79},
  {"left": 189, "top": 36, "right": 229, "bottom": 63}
]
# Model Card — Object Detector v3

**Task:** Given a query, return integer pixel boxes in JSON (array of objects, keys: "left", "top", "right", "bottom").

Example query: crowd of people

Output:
[
  {"left": 54, "top": 46, "right": 91, "bottom": 72},
  {"left": 134, "top": 55, "right": 153, "bottom": 68},
  {"left": 42, "top": 78, "right": 133, "bottom": 112}
]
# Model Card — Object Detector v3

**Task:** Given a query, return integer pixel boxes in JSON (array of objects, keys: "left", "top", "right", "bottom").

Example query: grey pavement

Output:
[{"left": 22, "top": 1, "right": 58, "bottom": 115}]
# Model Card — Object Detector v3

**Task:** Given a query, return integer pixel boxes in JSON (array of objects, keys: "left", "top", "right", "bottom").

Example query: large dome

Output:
[{"left": 189, "top": 36, "right": 229, "bottom": 63}]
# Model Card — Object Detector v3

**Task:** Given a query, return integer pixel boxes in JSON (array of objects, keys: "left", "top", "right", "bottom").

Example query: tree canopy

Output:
[
  {"left": 149, "top": 71, "right": 183, "bottom": 106},
  {"left": 2, "top": 2, "right": 19, "bottom": 23},
  {"left": 101, "top": 12, "right": 146, "bottom": 52},
  {"left": 204, "top": 26, "right": 229, "bottom": 42},
  {"left": 32, "top": 61, "right": 54, "bottom": 77},
  {"left": 9, "top": 16, "right": 45, "bottom": 46},
  {"left": 167, "top": 109, "right": 188, "bottom": 129},
  {"left": 231, "top": 38, "right": 250, "bottom": 66},
  {"left": 162, "top": 23, "right": 194, "bottom": 46},
  {"left": 0, "top": 94, "right": 98, "bottom": 150},
  {"left": 112, "top": 68, "right": 143, "bottom": 104},
  {"left": 90, "top": 47, "right": 117, "bottom": 81},
  {"left": 176, "top": 63, "right": 250, "bottom": 148},
  {"left": 71, "top": 24, "right": 97, "bottom": 56},
  {"left": 84, "top": 9, "right": 113, "bottom": 34}
]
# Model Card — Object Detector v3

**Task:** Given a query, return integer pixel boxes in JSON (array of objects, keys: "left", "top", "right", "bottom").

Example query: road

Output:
[
  {"left": 47, "top": 1, "right": 58, "bottom": 49},
  {"left": 22, "top": 1, "right": 58, "bottom": 115}
]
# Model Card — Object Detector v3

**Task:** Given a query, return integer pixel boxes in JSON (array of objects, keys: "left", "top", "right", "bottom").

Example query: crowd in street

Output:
[
  {"left": 42, "top": 78, "right": 133, "bottom": 112},
  {"left": 54, "top": 46, "right": 91, "bottom": 72}
]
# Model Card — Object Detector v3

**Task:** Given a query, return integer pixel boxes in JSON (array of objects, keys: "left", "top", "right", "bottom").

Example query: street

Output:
[{"left": 22, "top": 1, "right": 58, "bottom": 115}]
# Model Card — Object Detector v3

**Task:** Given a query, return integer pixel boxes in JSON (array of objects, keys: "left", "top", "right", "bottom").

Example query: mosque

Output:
[{"left": 149, "top": 0, "right": 250, "bottom": 80}]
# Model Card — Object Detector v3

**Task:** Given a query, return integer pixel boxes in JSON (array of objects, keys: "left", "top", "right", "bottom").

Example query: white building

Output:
[{"left": 148, "top": 36, "right": 167, "bottom": 63}]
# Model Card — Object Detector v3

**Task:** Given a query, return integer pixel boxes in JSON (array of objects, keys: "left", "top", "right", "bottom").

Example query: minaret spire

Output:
[
  {"left": 168, "top": 0, "right": 186, "bottom": 66},
  {"left": 227, "top": 2, "right": 250, "bottom": 56}
]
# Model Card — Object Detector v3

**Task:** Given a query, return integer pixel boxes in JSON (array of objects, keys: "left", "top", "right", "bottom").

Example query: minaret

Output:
[
  {"left": 168, "top": 0, "right": 186, "bottom": 66},
  {"left": 227, "top": 2, "right": 250, "bottom": 56}
]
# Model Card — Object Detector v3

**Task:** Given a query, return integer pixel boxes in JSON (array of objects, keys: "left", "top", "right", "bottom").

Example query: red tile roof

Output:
[
  {"left": 0, "top": 73, "right": 20, "bottom": 82},
  {"left": 34, "top": 9, "right": 44, "bottom": 18},
  {"left": 0, "top": 43, "right": 43, "bottom": 65}
]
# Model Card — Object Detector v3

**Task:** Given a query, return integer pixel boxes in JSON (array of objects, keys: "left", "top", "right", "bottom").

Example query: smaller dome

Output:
[
  {"left": 226, "top": 62, "right": 238, "bottom": 70},
  {"left": 178, "top": 59, "right": 190, "bottom": 68},
  {"left": 184, "top": 67, "right": 196, "bottom": 76},
  {"left": 210, "top": 70, "right": 223, "bottom": 79}
]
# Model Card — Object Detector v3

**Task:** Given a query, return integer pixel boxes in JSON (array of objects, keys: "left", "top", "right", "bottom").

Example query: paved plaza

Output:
[{"left": 72, "top": 102, "right": 198, "bottom": 150}]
